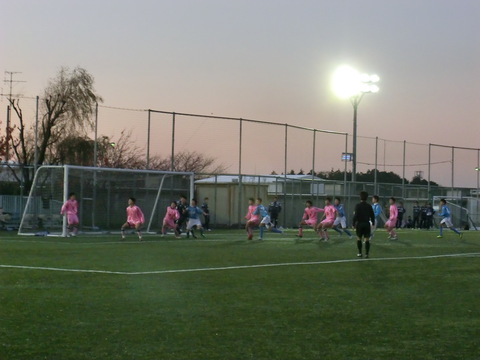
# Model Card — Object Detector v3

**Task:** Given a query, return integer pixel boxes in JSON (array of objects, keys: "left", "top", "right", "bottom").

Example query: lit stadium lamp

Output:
[{"left": 331, "top": 65, "right": 380, "bottom": 182}]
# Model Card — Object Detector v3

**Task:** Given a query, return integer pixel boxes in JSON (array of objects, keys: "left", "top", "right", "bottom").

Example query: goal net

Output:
[
  {"left": 432, "top": 196, "right": 478, "bottom": 230},
  {"left": 18, "top": 165, "right": 194, "bottom": 236}
]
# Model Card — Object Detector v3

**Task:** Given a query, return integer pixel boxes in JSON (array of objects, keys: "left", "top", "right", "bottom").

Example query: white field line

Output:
[{"left": 1, "top": 252, "right": 479, "bottom": 276}]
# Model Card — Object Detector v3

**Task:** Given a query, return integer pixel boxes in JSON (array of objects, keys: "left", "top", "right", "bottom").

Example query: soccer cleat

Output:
[
  {"left": 201, "top": 234, "right": 206, "bottom": 238},
  {"left": 437, "top": 235, "right": 443, "bottom": 238},
  {"left": 296, "top": 234, "right": 303, "bottom": 238},
  {"left": 357, "top": 253, "right": 362, "bottom": 258},
  {"left": 258, "top": 237, "right": 263, "bottom": 241},
  {"left": 192, "top": 234, "right": 197, "bottom": 239},
  {"left": 247, "top": 234, "right": 253, "bottom": 240},
  {"left": 391, "top": 236, "right": 398, "bottom": 240},
  {"left": 121, "top": 235, "right": 125, "bottom": 240},
  {"left": 138, "top": 236, "right": 142, "bottom": 241},
  {"left": 459, "top": 233, "right": 463, "bottom": 239},
  {"left": 365, "top": 254, "right": 369, "bottom": 259}
]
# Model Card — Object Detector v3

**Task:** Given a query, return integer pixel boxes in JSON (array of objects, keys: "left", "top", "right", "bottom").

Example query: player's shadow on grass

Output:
[{"left": 294, "top": 238, "right": 316, "bottom": 244}]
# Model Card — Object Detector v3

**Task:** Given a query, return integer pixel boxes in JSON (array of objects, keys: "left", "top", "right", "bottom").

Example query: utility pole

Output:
[{"left": 3, "top": 71, "right": 26, "bottom": 161}]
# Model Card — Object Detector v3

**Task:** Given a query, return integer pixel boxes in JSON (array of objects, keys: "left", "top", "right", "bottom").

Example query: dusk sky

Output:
[{"left": 1, "top": 0, "right": 479, "bottom": 187}]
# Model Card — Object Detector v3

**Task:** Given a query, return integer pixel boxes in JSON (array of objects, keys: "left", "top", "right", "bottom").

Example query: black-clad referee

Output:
[{"left": 352, "top": 191, "right": 375, "bottom": 258}]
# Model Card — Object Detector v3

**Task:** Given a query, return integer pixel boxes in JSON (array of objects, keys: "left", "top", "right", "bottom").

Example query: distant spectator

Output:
[
  {"left": 420, "top": 204, "right": 428, "bottom": 229},
  {"left": 425, "top": 203, "right": 435, "bottom": 229},
  {"left": 405, "top": 216, "right": 413, "bottom": 228},
  {"left": 396, "top": 201, "right": 406, "bottom": 228},
  {"left": 268, "top": 196, "right": 282, "bottom": 227},
  {"left": 201, "top": 197, "right": 211, "bottom": 231},
  {"left": 413, "top": 201, "right": 421, "bottom": 228}
]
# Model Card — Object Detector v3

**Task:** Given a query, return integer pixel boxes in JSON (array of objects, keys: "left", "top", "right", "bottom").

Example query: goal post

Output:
[{"left": 18, "top": 165, "right": 195, "bottom": 236}]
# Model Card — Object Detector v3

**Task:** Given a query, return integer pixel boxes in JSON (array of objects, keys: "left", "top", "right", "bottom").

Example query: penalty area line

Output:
[{"left": 0, "top": 252, "right": 479, "bottom": 276}]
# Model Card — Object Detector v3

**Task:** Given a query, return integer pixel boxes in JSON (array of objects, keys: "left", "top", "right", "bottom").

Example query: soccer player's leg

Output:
[
  {"left": 355, "top": 224, "right": 363, "bottom": 257},
  {"left": 363, "top": 223, "right": 372, "bottom": 258},
  {"left": 332, "top": 218, "right": 343, "bottom": 235},
  {"left": 340, "top": 217, "right": 353, "bottom": 237},
  {"left": 197, "top": 222, "right": 206, "bottom": 238},
  {"left": 259, "top": 223, "right": 265, "bottom": 240},
  {"left": 297, "top": 220, "right": 305, "bottom": 237},
  {"left": 120, "top": 222, "right": 130, "bottom": 239},
  {"left": 135, "top": 223, "right": 142, "bottom": 241}
]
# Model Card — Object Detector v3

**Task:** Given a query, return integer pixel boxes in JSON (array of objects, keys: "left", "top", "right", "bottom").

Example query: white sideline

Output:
[{"left": 1, "top": 252, "right": 479, "bottom": 276}]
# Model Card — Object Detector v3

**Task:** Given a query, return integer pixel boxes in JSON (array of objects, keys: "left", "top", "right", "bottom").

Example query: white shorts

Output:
[
  {"left": 333, "top": 216, "right": 347, "bottom": 228},
  {"left": 261, "top": 215, "right": 271, "bottom": 226},
  {"left": 187, "top": 218, "right": 202, "bottom": 230},
  {"left": 440, "top": 217, "right": 453, "bottom": 228}
]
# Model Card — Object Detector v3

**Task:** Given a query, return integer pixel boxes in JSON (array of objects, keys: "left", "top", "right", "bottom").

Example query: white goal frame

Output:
[{"left": 18, "top": 165, "right": 195, "bottom": 237}]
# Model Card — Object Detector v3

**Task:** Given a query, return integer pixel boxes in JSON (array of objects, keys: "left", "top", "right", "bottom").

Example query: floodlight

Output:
[
  {"left": 332, "top": 65, "right": 361, "bottom": 99},
  {"left": 331, "top": 65, "right": 380, "bottom": 183}
]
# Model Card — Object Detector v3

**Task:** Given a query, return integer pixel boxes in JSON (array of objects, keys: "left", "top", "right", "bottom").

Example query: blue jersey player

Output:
[
  {"left": 186, "top": 199, "right": 206, "bottom": 239},
  {"left": 253, "top": 198, "right": 283, "bottom": 240},
  {"left": 370, "top": 195, "right": 382, "bottom": 240},
  {"left": 437, "top": 199, "right": 462, "bottom": 239},
  {"left": 332, "top": 197, "right": 353, "bottom": 238}
]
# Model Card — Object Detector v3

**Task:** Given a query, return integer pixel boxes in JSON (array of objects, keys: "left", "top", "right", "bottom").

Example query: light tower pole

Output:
[{"left": 332, "top": 66, "right": 379, "bottom": 183}]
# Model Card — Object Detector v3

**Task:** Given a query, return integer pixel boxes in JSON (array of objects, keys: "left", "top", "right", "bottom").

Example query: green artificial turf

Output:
[{"left": 0, "top": 229, "right": 479, "bottom": 360}]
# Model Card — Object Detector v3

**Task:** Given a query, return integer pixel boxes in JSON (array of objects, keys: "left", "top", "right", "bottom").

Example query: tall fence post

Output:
[
  {"left": 477, "top": 149, "right": 479, "bottom": 201},
  {"left": 451, "top": 146, "right": 455, "bottom": 195},
  {"left": 146, "top": 109, "right": 151, "bottom": 169},
  {"left": 92, "top": 102, "right": 99, "bottom": 229},
  {"left": 312, "top": 129, "right": 316, "bottom": 180},
  {"left": 344, "top": 134, "right": 348, "bottom": 198},
  {"left": 428, "top": 144, "right": 431, "bottom": 198},
  {"left": 283, "top": 124, "right": 288, "bottom": 227},
  {"left": 5, "top": 105, "right": 10, "bottom": 162},
  {"left": 237, "top": 119, "right": 243, "bottom": 228},
  {"left": 402, "top": 140, "right": 406, "bottom": 199},
  {"left": 34, "top": 97, "right": 39, "bottom": 173},
  {"left": 374, "top": 136, "right": 378, "bottom": 195},
  {"left": 171, "top": 112, "right": 176, "bottom": 171}
]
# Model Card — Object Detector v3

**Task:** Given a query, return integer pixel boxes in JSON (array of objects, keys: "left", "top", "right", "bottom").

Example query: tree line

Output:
[{"left": 1, "top": 67, "right": 226, "bottom": 192}]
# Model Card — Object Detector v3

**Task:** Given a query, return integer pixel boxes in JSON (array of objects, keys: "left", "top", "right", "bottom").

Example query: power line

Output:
[
  {"left": 3, "top": 71, "right": 26, "bottom": 101},
  {"left": 358, "top": 160, "right": 452, "bottom": 167}
]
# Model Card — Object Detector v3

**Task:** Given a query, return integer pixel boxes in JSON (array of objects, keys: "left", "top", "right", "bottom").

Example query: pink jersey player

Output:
[
  {"left": 384, "top": 197, "right": 398, "bottom": 239},
  {"left": 121, "top": 197, "right": 144, "bottom": 240},
  {"left": 60, "top": 192, "right": 79, "bottom": 236},
  {"left": 162, "top": 201, "right": 180, "bottom": 237},
  {"left": 297, "top": 200, "right": 324, "bottom": 237},
  {"left": 317, "top": 198, "right": 337, "bottom": 240},
  {"left": 245, "top": 198, "right": 260, "bottom": 240},
  {"left": 320, "top": 204, "right": 336, "bottom": 227}
]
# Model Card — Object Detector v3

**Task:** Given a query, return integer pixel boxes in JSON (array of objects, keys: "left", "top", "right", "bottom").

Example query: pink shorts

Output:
[
  {"left": 385, "top": 219, "right": 395, "bottom": 228},
  {"left": 320, "top": 219, "right": 334, "bottom": 228},
  {"left": 127, "top": 221, "right": 142, "bottom": 228},
  {"left": 67, "top": 214, "right": 79, "bottom": 225},
  {"left": 163, "top": 218, "right": 176, "bottom": 229},
  {"left": 303, "top": 219, "right": 317, "bottom": 227}
]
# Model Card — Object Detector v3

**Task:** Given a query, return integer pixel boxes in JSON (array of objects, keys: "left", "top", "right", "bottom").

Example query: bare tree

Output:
[
  {"left": 7, "top": 66, "right": 102, "bottom": 189},
  {"left": 96, "top": 130, "right": 146, "bottom": 169},
  {"left": 149, "top": 150, "right": 227, "bottom": 174}
]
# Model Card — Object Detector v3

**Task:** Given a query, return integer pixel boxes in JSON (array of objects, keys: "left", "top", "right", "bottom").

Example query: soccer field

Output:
[{"left": 1, "top": 229, "right": 479, "bottom": 360}]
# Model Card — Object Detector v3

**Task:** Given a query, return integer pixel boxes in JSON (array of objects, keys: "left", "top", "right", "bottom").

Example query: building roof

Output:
[{"left": 195, "top": 174, "right": 323, "bottom": 184}]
